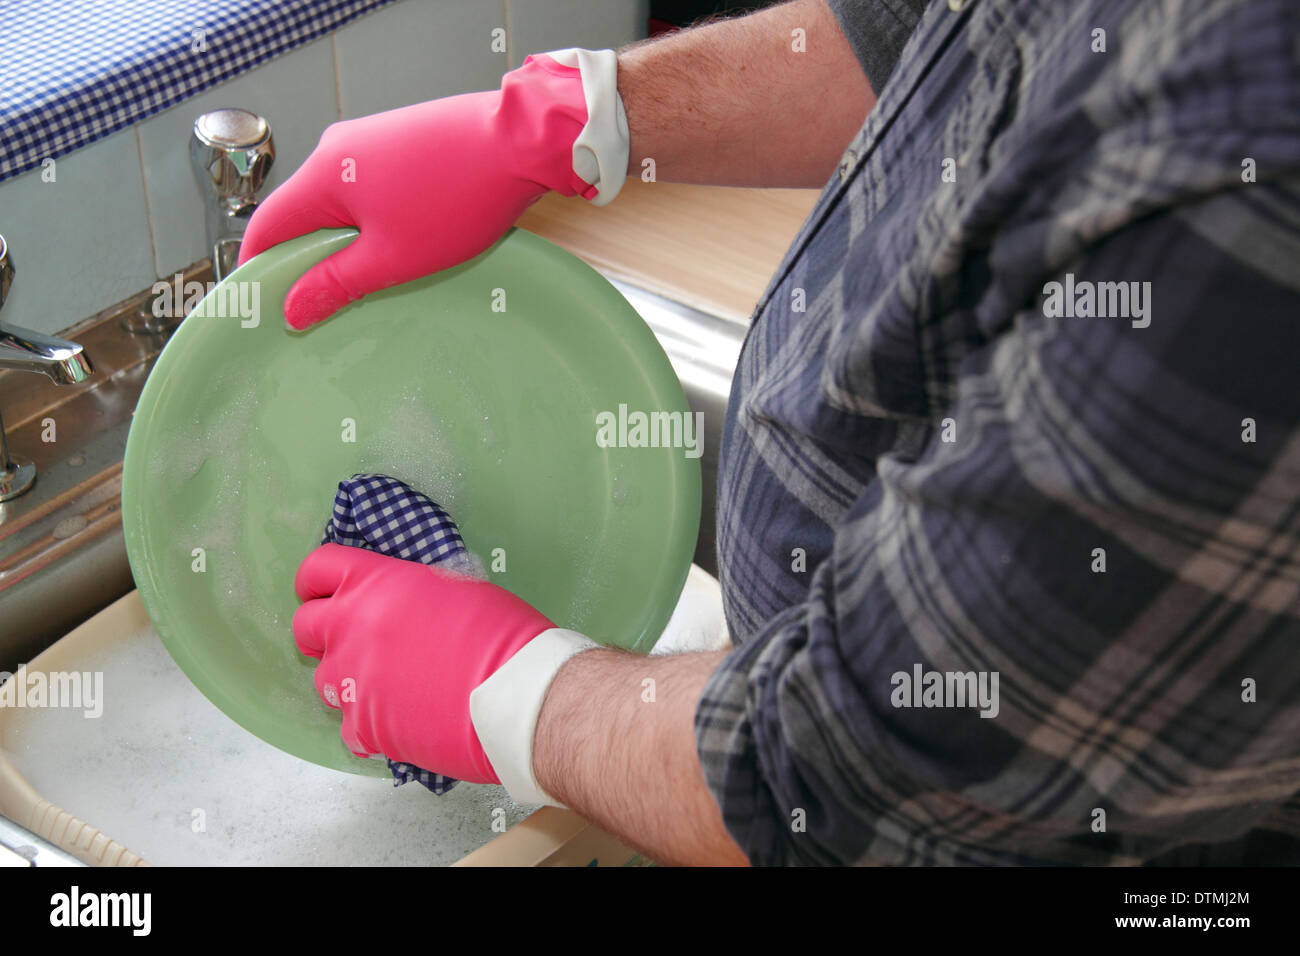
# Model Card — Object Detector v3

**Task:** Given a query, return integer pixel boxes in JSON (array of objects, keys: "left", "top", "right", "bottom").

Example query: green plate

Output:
[{"left": 122, "top": 228, "right": 700, "bottom": 776}]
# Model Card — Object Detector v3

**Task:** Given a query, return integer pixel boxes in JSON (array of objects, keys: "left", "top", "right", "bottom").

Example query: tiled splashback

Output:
[{"left": 1, "top": 0, "right": 647, "bottom": 336}]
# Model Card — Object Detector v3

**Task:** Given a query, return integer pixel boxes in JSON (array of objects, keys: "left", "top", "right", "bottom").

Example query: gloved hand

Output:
[
  {"left": 293, "top": 542, "right": 595, "bottom": 797},
  {"left": 238, "top": 49, "right": 628, "bottom": 330}
]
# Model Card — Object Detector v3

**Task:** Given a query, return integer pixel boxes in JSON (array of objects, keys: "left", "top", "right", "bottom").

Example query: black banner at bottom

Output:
[{"left": 0, "top": 863, "right": 1285, "bottom": 942}]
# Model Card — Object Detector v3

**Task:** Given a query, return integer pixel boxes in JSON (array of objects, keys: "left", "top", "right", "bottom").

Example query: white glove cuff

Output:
[
  {"left": 543, "top": 47, "right": 629, "bottom": 206},
  {"left": 469, "top": 627, "right": 599, "bottom": 806}
]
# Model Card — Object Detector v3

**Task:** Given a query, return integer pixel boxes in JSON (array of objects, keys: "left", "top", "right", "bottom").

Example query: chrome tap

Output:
[
  {"left": 0, "top": 235, "right": 94, "bottom": 501},
  {"left": 190, "top": 108, "right": 275, "bottom": 280}
]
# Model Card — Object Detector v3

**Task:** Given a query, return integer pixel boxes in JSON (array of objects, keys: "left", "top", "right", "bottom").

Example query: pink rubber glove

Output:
[
  {"left": 238, "top": 54, "right": 599, "bottom": 330},
  {"left": 292, "top": 543, "right": 556, "bottom": 783}
]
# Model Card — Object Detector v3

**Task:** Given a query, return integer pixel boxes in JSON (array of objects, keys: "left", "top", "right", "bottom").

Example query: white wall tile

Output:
[
  {"left": 335, "top": 0, "right": 510, "bottom": 119},
  {"left": 0, "top": 129, "right": 154, "bottom": 336},
  {"left": 507, "top": 0, "right": 649, "bottom": 68},
  {"left": 137, "top": 37, "right": 338, "bottom": 279}
]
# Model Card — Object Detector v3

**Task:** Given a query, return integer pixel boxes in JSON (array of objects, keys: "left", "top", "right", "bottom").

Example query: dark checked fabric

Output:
[
  {"left": 697, "top": 0, "right": 1300, "bottom": 865},
  {"left": 323, "top": 473, "right": 484, "bottom": 794},
  {"left": 827, "top": 0, "right": 929, "bottom": 94}
]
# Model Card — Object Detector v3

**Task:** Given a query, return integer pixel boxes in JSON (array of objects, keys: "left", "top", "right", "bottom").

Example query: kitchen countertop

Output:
[{"left": 518, "top": 179, "right": 819, "bottom": 324}]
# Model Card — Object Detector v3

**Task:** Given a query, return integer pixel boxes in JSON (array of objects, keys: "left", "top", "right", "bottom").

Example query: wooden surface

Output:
[{"left": 518, "top": 178, "right": 819, "bottom": 323}]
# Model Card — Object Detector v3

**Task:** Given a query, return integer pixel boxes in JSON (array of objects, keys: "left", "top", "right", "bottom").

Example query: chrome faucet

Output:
[
  {"left": 190, "top": 108, "right": 275, "bottom": 280},
  {"left": 0, "top": 235, "right": 94, "bottom": 501}
]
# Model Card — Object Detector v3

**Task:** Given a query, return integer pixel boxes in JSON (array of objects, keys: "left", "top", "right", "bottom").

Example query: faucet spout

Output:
[
  {"left": 0, "top": 233, "right": 95, "bottom": 502},
  {"left": 0, "top": 237, "right": 93, "bottom": 384},
  {"left": 0, "top": 323, "right": 94, "bottom": 384}
]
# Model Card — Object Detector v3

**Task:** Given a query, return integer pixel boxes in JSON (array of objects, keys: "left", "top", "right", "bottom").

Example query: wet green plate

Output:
[{"left": 122, "top": 228, "right": 700, "bottom": 776}]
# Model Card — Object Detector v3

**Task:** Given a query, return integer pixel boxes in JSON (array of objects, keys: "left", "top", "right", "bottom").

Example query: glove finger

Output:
[
  {"left": 236, "top": 169, "right": 347, "bottom": 266},
  {"left": 294, "top": 542, "right": 369, "bottom": 602},
  {"left": 291, "top": 597, "right": 332, "bottom": 659},
  {"left": 281, "top": 234, "right": 399, "bottom": 330},
  {"left": 311, "top": 658, "right": 344, "bottom": 710},
  {"left": 339, "top": 708, "right": 375, "bottom": 758}
]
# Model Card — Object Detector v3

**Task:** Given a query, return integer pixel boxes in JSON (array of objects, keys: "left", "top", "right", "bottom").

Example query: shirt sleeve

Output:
[
  {"left": 694, "top": 183, "right": 1300, "bottom": 866},
  {"left": 825, "top": 0, "right": 930, "bottom": 93}
]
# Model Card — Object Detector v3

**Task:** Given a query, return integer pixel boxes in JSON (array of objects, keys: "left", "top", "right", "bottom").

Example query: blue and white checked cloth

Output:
[
  {"left": 322, "top": 473, "right": 485, "bottom": 795},
  {"left": 0, "top": 0, "right": 399, "bottom": 184}
]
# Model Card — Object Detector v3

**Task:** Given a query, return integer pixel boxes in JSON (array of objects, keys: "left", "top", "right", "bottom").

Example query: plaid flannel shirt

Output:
[{"left": 695, "top": 0, "right": 1300, "bottom": 865}]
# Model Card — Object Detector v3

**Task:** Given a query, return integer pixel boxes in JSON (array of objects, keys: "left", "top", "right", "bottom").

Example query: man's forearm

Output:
[
  {"left": 617, "top": 0, "right": 873, "bottom": 188},
  {"left": 532, "top": 647, "right": 749, "bottom": 866}
]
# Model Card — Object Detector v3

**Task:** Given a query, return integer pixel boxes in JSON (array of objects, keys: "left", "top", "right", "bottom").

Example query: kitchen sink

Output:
[{"left": 0, "top": 263, "right": 212, "bottom": 669}]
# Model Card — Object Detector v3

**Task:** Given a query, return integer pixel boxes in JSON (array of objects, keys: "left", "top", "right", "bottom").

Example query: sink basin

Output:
[
  {"left": 0, "top": 589, "right": 655, "bottom": 865},
  {"left": 0, "top": 591, "right": 530, "bottom": 865}
]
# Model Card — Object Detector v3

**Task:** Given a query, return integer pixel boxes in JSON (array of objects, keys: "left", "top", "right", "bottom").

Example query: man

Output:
[{"left": 242, "top": 0, "right": 1300, "bottom": 865}]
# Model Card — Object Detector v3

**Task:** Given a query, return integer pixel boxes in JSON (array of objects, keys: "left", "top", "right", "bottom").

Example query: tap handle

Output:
[{"left": 189, "top": 109, "right": 275, "bottom": 216}]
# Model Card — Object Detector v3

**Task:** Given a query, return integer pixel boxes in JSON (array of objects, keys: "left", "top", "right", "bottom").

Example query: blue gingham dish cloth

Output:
[
  {"left": 0, "top": 0, "right": 399, "bottom": 184},
  {"left": 322, "top": 473, "right": 486, "bottom": 795}
]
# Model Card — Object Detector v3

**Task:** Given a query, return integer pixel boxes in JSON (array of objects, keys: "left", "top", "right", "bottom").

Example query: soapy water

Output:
[
  {"left": 145, "top": 355, "right": 630, "bottom": 652},
  {"left": 0, "top": 625, "right": 532, "bottom": 866},
  {"left": 148, "top": 376, "right": 475, "bottom": 661},
  {"left": 354, "top": 391, "right": 467, "bottom": 514}
]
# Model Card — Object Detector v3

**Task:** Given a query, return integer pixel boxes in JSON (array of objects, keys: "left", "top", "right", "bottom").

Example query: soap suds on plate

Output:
[{"left": 355, "top": 391, "right": 466, "bottom": 513}]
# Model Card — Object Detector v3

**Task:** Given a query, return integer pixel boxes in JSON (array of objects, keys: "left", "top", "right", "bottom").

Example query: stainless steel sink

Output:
[
  {"left": 0, "top": 263, "right": 743, "bottom": 670},
  {"left": 608, "top": 277, "right": 743, "bottom": 579},
  {"left": 0, "top": 263, "right": 211, "bottom": 669}
]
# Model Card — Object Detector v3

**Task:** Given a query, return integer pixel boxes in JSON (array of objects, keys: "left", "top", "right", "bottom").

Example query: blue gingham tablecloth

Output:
[{"left": 0, "top": 0, "right": 399, "bottom": 184}]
